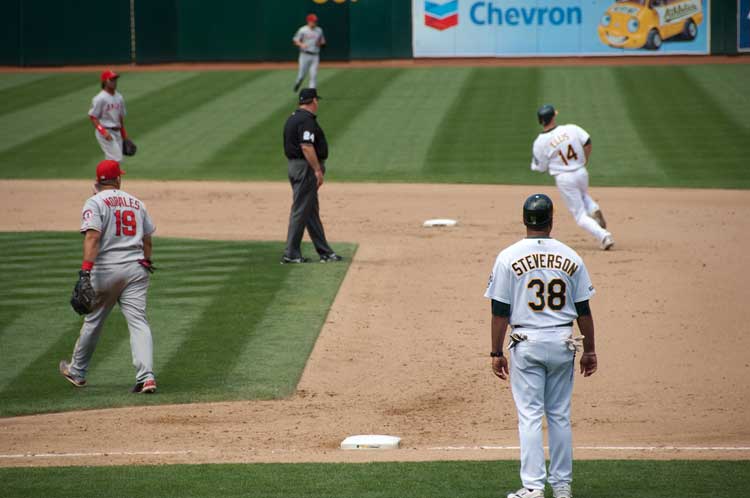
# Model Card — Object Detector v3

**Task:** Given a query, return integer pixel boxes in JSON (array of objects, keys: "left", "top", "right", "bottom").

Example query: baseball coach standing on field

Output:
[{"left": 281, "top": 88, "right": 341, "bottom": 264}]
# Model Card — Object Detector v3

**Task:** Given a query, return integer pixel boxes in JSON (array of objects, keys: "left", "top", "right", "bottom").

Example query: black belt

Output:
[
  {"left": 302, "top": 51, "right": 318, "bottom": 55},
  {"left": 512, "top": 322, "right": 573, "bottom": 330},
  {"left": 105, "top": 127, "right": 121, "bottom": 131}
]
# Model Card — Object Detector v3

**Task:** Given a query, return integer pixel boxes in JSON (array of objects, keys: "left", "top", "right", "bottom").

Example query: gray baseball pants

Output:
[
  {"left": 94, "top": 129, "right": 123, "bottom": 162},
  {"left": 68, "top": 261, "right": 154, "bottom": 383},
  {"left": 284, "top": 159, "right": 333, "bottom": 260},
  {"left": 296, "top": 52, "right": 320, "bottom": 88}
]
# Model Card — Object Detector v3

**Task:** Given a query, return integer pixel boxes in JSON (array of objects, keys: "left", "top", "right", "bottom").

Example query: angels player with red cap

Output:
[
  {"left": 293, "top": 13, "right": 326, "bottom": 91},
  {"left": 59, "top": 160, "right": 158, "bottom": 394},
  {"left": 89, "top": 70, "right": 129, "bottom": 162}
]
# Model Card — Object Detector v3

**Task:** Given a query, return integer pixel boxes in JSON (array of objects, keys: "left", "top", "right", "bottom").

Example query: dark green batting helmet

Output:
[
  {"left": 523, "top": 193, "right": 553, "bottom": 227},
  {"left": 537, "top": 104, "right": 556, "bottom": 125}
]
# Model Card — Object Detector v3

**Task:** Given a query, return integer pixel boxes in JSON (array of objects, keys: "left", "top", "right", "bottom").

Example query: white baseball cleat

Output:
[
  {"left": 507, "top": 488, "right": 545, "bottom": 498},
  {"left": 552, "top": 483, "right": 572, "bottom": 498},
  {"left": 600, "top": 233, "right": 614, "bottom": 251}
]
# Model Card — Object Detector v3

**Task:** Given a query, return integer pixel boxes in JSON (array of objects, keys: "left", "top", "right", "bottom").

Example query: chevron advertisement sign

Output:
[{"left": 425, "top": 0, "right": 459, "bottom": 30}]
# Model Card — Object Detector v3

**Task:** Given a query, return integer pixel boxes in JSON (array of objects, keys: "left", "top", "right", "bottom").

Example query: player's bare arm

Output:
[
  {"left": 82, "top": 229, "right": 101, "bottom": 263},
  {"left": 575, "top": 302, "right": 597, "bottom": 377},
  {"left": 89, "top": 116, "right": 112, "bottom": 141},
  {"left": 301, "top": 143, "right": 324, "bottom": 189},
  {"left": 143, "top": 235, "right": 152, "bottom": 260},
  {"left": 583, "top": 139, "right": 592, "bottom": 164},
  {"left": 490, "top": 300, "right": 510, "bottom": 380}
]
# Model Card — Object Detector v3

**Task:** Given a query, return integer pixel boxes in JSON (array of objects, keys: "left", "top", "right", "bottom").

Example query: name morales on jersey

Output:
[
  {"left": 103, "top": 196, "right": 141, "bottom": 210},
  {"left": 511, "top": 253, "right": 579, "bottom": 277}
]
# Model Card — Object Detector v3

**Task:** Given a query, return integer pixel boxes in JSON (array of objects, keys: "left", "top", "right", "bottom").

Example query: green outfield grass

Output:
[
  {"left": 2, "top": 460, "right": 749, "bottom": 498},
  {"left": 0, "top": 232, "right": 354, "bottom": 417},
  {"left": 0, "top": 64, "right": 747, "bottom": 188}
]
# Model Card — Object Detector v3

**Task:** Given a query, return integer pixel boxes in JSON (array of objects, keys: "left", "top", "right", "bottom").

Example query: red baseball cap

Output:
[
  {"left": 96, "top": 160, "right": 125, "bottom": 181},
  {"left": 100, "top": 70, "right": 119, "bottom": 82},
  {"left": 306, "top": 13, "right": 318, "bottom": 23}
]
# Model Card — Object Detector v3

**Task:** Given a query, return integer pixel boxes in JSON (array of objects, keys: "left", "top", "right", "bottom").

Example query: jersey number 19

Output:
[{"left": 114, "top": 210, "right": 136, "bottom": 236}]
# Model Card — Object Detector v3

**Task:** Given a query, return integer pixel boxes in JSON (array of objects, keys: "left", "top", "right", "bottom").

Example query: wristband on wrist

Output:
[
  {"left": 490, "top": 351, "right": 504, "bottom": 358},
  {"left": 81, "top": 260, "right": 94, "bottom": 271}
]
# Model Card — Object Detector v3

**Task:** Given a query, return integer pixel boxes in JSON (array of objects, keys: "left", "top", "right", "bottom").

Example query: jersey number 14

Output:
[{"left": 557, "top": 145, "right": 578, "bottom": 166}]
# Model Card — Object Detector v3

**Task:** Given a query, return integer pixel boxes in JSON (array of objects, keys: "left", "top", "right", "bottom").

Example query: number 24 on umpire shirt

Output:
[{"left": 283, "top": 109, "right": 328, "bottom": 160}]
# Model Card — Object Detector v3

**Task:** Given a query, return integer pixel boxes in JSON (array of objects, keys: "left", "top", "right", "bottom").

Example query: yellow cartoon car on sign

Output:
[{"left": 598, "top": 0, "right": 704, "bottom": 50}]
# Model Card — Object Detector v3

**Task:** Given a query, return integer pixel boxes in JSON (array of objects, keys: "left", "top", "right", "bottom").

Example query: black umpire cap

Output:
[
  {"left": 299, "top": 88, "right": 322, "bottom": 104},
  {"left": 523, "top": 193, "right": 554, "bottom": 227}
]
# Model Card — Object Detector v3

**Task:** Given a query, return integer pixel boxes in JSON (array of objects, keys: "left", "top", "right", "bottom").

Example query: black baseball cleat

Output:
[
  {"left": 281, "top": 256, "right": 309, "bottom": 264},
  {"left": 319, "top": 253, "right": 343, "bottom": 263},
  {"left": 293, "top": 81, "right": 302, "bottom": 92},
  {"left": 131, "top": 379, "right": 157, "bottom": 394}
]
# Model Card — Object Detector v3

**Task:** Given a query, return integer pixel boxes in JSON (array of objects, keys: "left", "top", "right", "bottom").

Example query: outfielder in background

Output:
[
  {"left": 293, "top": 13, "right": 326, "bottom": 91},
  {"left": 485, "top": 194, "right": 598, "bottom": 498},
  {"left": 530, "top": 105, "right": 614, "bottom": 250},
  {"left": 89, "top": 70, "right": 130, "bottom": 162},
  {"left": 60, "top": 160, "right": 158, "bottom": 394}
]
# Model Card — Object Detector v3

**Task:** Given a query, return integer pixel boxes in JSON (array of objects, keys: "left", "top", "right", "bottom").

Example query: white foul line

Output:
[
  {"left": 0, "top": 450, "right": 191, "bottom": 459},
  {"left": 426, "top": 445, "right": 750, "bottom": 452},
  {"left": 2, "top": 446, "right": 749, "bottom": 460}
]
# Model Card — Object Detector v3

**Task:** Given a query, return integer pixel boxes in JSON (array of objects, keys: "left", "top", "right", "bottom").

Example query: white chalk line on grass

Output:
[
  {"left": 0, "top": 450, "right": 192, "bottom": 459},
  {"left": 1, "top": 446, "right": 749, "bottom": 460},
  {"left": 427, "top": 445, "right": 750, "bottom": 452}
]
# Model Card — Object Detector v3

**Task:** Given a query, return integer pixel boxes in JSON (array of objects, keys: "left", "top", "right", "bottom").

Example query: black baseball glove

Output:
[
  {"left": 122, "top": 138, "right": 137, "bottom": 157},
  {"left": 70, "top": 270, "right": 97, "bottom": 315}
]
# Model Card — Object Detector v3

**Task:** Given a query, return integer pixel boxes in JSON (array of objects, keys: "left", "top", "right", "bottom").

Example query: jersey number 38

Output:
[{"left": 527, "top": 278, "right": 566, "bottom": 311}]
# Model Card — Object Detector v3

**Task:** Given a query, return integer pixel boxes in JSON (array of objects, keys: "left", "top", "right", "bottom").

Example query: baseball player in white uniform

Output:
[
  {"left": 89, "top": 70, "right": 129, "bottom": 162},
  {"left": 485, "top": 194, "right": 599, "bottom": 498},
  {"left": 530, "top": 105, "right": 614, "bottom": 250},
  {"left": 59, "top": 160, "right": 158, "bottom": 394},
  {"left": 293, "top": 14, "right": 326, "bottom": 91}
]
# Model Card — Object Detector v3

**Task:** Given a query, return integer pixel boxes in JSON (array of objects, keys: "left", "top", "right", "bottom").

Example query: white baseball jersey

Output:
[
  {"left": 485, "top": 237, "right": 594, "bottom": 328},
  {"left": 80, "top": 189, "right": 155, "bottom": 265},
  {"left": 530, "top": 124, "right": 590, "bottom": 176},
  {"left": 88, "top": 90, "right": 126, "bottom": 128},
  {"left": 293, "top": 25, "right": 325, "bottom": 54}
]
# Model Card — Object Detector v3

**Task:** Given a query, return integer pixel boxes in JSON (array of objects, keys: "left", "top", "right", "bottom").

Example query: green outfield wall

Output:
[{"left": 0, "top": 0, "right": 743, "bottom": 66}]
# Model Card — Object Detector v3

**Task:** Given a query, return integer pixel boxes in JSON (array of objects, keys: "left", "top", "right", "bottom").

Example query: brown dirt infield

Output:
[{"left": 0, "top": 179, "right": 748, "bottom": 468}]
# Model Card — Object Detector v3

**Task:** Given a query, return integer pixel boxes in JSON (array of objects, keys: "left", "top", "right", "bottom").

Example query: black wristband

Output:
[{"left": 490, "top": 351, "right": 504, "bottom": 358}]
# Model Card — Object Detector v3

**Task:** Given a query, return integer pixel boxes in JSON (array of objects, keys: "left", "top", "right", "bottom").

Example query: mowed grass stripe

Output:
[
  {"left": 0, "top": 71, "right": 197, "bottom": 155},
  {"left": 128, "top": 70, "right": 302, "bottom": 178},
  {"left": 684, "top": 64, "right": 750, "bottom": 135},
  {"left": 229, "top": 245, "right": 356, "bottom": 397},
  {"left": 425, "top": 67, "right": 542, "bottom": 184},
  {"left": 157, "top": 243, "right": 289, "bottom": 394},
  {"left": 0, "top": 73, "right": 52, "bottom": 92},
  {"left": 614, "top": 66, "right": 750, "bottom": 188},
  {"left": 198, "top": 68, "right": 403, "bottom": 181},
  {"left": 537, "top": 66, "right": 662, "bottom": 186},
  {"left": 0, "top": 233, "right": 354, "bottom": 415},
  {"left": 3, "top": 460, "right": 750, "bottom": 498},
  {"left": 0, "top": 71, "right": 257, "bottom": 179},
  {"left": 0, "top": 73, "right": 92, "bottom": 117},
  {"left": 332, "top": 67, "right": 473, "bottom": 179}
]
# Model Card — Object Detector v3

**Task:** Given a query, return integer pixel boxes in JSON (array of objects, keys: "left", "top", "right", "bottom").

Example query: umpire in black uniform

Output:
[{"left": 281, "top": 88, "right": 341, "bottom": 264}]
